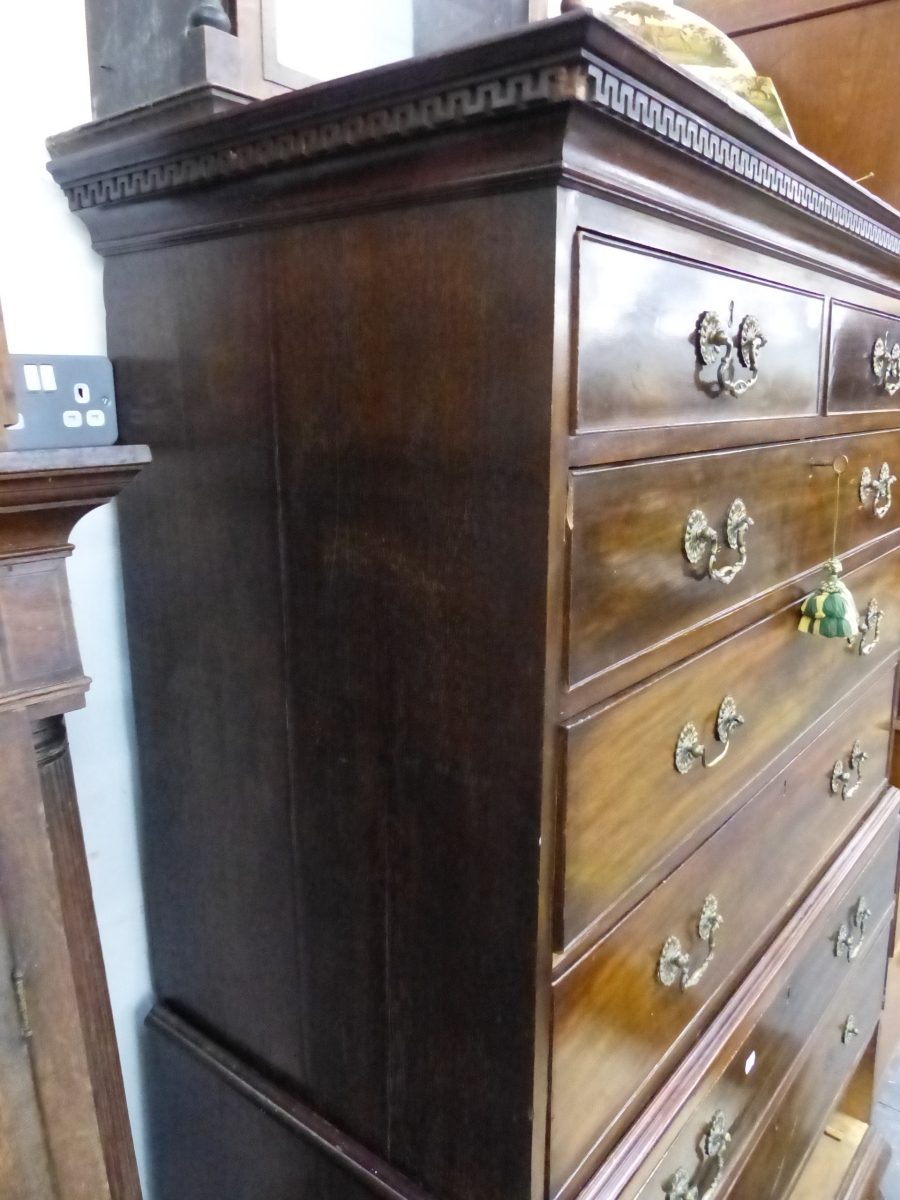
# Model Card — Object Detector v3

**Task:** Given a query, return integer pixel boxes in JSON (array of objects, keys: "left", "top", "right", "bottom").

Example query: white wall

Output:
[{"left": 0, "top": 1, "right": 153, "bottom": 1192}]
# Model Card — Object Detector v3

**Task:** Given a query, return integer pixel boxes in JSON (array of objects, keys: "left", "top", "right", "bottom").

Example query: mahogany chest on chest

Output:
[{"left": 48, "top": 13, "right": 900, "bottom": 1200}]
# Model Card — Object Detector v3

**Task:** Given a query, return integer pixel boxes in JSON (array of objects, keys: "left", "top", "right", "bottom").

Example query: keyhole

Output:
[{"left": 729, "top": 300, "right": 735, "bottom": 327}]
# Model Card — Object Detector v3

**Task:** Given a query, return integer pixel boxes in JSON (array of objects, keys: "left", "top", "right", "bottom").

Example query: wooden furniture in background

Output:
[
  {"left": 0, "top": 446, "right": 149, "bottom": 1200},
  {"left": 47, "top": 11, "right": 900, "bottom": 1200},
  {"left": 0, "top": 302, "right": 17, "bottom": 433},
  {"left": 679, "top": 0, "right": 900, "bottom": 211}
]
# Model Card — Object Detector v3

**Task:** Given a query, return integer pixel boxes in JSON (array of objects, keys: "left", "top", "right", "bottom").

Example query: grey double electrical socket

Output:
[{"left": 7, "top": 355, "right": 118, "bottom": 449}]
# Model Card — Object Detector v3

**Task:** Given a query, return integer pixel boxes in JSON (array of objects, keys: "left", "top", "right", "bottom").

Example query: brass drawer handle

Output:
[
  {"left": 860, "top": 462, "right": 896, "bottom": 518},
  {"left": 842, "top": 1015, "right": 860, "bottom": 1044},
  {"left": 834, "top": 895, "right": 871, "bottom": 962},
  {"left": 857, "top": 598, "right": 883, "bottom": 655},
  {"left": 662, "top": 1110, "right": 732, "bottom": 1200},
  {"left": 675, "top": 697, "right": 744, "bottom": 774},
  {"left": 684, "top": 499, "right": 753, "bottom": 584},
  {"left": 697, "top": 309, "right": 766, "bottom": 398},
  {"left": 872, "top": 336, "right": 900, "bottom": 397},
  {"left": 832, "top": 741, "right": 867, "bottom": 801},
  {"left": 658, "top": 896, "right": 722, "bottom": 990}
]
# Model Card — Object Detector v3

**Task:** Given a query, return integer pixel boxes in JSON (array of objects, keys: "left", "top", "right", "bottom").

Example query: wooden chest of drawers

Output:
[{"left": 46, "top": 11, "right": 900, "bottom": 1200}]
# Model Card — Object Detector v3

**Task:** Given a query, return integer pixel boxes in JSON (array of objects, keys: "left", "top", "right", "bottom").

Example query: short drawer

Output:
[
  {"left": 551, "top": 797, "right": 900, "bottom": 1200},
  {"left": 560, "top": 548, "right": 900, "bottom": 950},
  {"left": 829, "top": 301, "right": 900, "bottom": 414},
  {"left": 575, "top": 233, "right": 823, "bottom": 432},
  {"left": 568, "top": 430, "right": 900, "bottom": 694},
  {"left": 632, "top": 922, "right": 891, "bottom": 1200},
  {"left": 549, "top": 719, "right": 899, "bottom": 1198}
]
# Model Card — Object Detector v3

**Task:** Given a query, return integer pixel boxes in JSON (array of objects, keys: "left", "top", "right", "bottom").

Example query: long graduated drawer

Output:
[
  {"left": 568, "top": 430, "right": 900, "bottom": 696},
  {"left": 549, "top": 681, "right": 898, "bottom": 1197},
  {"left": 560, "top": 791, "right": 900, "bottom": 1200},
  {"left": 559, "top": 548, "right": 900, "bottom": 950},
  {"left": 574, "top": 234, "right": 823, "bottom": 432}
]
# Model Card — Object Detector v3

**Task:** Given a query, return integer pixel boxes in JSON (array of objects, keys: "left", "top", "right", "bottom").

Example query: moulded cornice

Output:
[{"left": 46, "top": 11, "right": 900, "bottom": 261}]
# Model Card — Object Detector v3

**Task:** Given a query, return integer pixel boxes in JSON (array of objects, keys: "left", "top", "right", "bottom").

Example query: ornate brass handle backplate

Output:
[
  {"left": 834, "top": 895, "right": 871, "bottom": 962},
  {"left": 675, "top": 697, "right": 744, "bottom": 774},
  {"left": 696, "top": 309, "right": 766, "bottom": 397},
  {"left": 662, "top": 1110, "right": 732, "bottom": 1200},
  {"left": 860, "top": 461, "right": 896, "bottom": 517},
  {"left": 872, "top": 335, "right": 900, "bottom": 397},
  {"left": 684, "top": 499, "right": 753, "bottom": 584},
  {"left": 658, "top": 896, "right": 722, "bottom": 991},
  {"left": 832, "top": 741, "right": 867, "bottom": 801},
  {"left": 856, "top": 598, "right": 883, "bottom": 655}
]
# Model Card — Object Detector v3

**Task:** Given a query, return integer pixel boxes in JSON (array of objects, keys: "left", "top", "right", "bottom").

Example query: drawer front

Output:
[
  {"left": 550, "top": 743, "right": 899, "bottom": 1198},
  {"left": 561, "top": 549, "right": 900, "bottom": 950},
  {"left": 829, "top": 301, "right": 900, "bottom": 414},
  {"left": 575, "top": 234, "right": 823, "bottom": 432},
  {"left": 724, "top": 928, "right": 891, "bottom": 1200},
  {"left": 632, "top": 922, "right": 892, "bottom": 1200},
  {"left": 568, "top": 430, "right": 900, "bottom": 693}
]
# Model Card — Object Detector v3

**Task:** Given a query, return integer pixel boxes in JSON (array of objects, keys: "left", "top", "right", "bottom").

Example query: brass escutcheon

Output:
[
  {"left": 834, "top": 895, "right": 871, "bottom": 962},
  {"left": 658, "top": 896, "right": 722, "bottom": 991},
  {"left": 872, "top": 335, "right": 900, "bottom": 396},
  {"left": 832, "top": 741, "right": 867, "bottom": 801},
  {"left": 662, "top": 1110, "right": 732, "bottom": 1200},
  {"left": 696, "top": 309, "right": 766, "bottom": 398},
  {"left": 684, "top": 499, "right": 753, "bottom": 585},
  {"left": 842, "top": 1015, "right": 860, "bottom": 1044},
  {"left": 860, "top": 461, "right": 896, "bottom": 518},
  {"left": 675, "top": 697, "right": 744, "bottom": 774}
]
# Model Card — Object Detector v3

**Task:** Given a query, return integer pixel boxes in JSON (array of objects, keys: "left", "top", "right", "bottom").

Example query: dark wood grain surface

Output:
[
  {"left": 734, "top": 1, "right": 900, "bottom": 212},
  {"left": 0, "top": 882, "right": 58, "bottom": 1199},
  {"left": 146, "top": 1019, "right": 380, "bottom": 1200},
  {"left": 575, "top": 233, "right": 822, "bottom": 431},
  {"left": 641, "top": 921, "right": 892, "bottom": 1200},
  {"left": 147, "top": 1004, "right": 437, "bottom": 1200},
  {"left": 42, "top": 12, "right": 900, "bottom": 1200},
  {"left": 0, "top": 452, "right": 146, "bottom": 1200},
  {"left": 107, "top": 236, "right": 308, "bottom": 1079},
  {"left": 830, "top": 300, "right": 900, "bottom": 413},
  {"left": 0, "top": 710, "right": 113, "bottom": 1200},
  {"left": 550, "top": 665, "right": 896, "bottom": 1191},
  {"left": 680, "top": 0, "right": 890, "bottom": 35},
  {"left": 106, "top": 187, "right": 562, "bottom": 1200},
  {"left": 552, "top": 748, "right": 899, "bottom": 1195},
  {"left": 561, "top": 548, "right": 900, "bottom": 950},
  {"left": 33, "top": 716, "right": 143, "bottom": 1200},
  {"left": 568, "top": 429, "right": 900, "bottom": 693},
  {"left": 266, "top": 189, "right": 560, "bottom": 1200},
  {"left": 724, "top": 928, "right": 892, "bottom": 1200},
  {"left": 570, "top": 792, "right": 898, "bottom": 1200}
]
